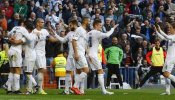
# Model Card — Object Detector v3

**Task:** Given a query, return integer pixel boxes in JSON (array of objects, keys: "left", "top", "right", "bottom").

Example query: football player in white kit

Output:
[
  {"left": 87, "top": 19, "right": 118, "bottom": 95},
  {"left": 32, "top": 18, "right": 57, "bottom": 94},
  {"left": 4, "top": 20, "right": 29, "bottom": 94},
  {"left": 22, "top": 21, "right": 39, "bottom": 94},
  {"left": 156, "top": 23, "right": 175, "bottom": 95},
  {"left": 71, "top": 17, "right": 90, "bottom": 95},
  {"left": 54, "top": 20, "right": 78, "bottom": 94}
]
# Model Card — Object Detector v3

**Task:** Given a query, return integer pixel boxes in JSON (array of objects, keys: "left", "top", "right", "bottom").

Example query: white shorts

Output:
[
  {"left": 8, "top": 49, "right": 22, "bottom": 67},
  {"left": 23, "top": 59, "right": 35, "bottom": 73},
  {"left": 35, "top": 55, "right": 46, "bottom": 69},
  {"left": 162, "top": 57, "right": 175, "bottom": 73},
  {"left": 66, "top": 58, "right": 76, "bottom": 71},
  {"left": 75, "top": 55, "right": 88, "bottom": 69},
  {"left": 87, "top": 56, "right": 102, "bottom": 71}
]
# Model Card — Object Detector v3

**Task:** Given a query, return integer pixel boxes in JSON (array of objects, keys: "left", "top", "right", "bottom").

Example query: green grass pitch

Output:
[{"left": 0, "top": 89, "right": 175, "bottom": 100}]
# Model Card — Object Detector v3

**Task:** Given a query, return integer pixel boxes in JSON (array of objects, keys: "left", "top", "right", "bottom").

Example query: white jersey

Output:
[
  {"left": 55, "top": 31, "right": 74, "bottom": 58},
  {"left": 33, "top": 28, "right": 49, "bottom": 56},
  {"left": 156, "top": 29, "right": 175, "bottom": 73},
  {"left": 8, "top": 26, "right": 28, "bottom": 53},
  {"left": 87, "top": 28, "right": 114, "bottom": 57},
  {"left": 156, "top": 30, "right": 175, "bottom": 58},
  {"left": 162, "top": 36, "right": 175, "bottom": 73},
  {"left": 73, "top": 26, "right": 88, "bottom": 55},
  {"left": 23, "top": 32, "right": 38, "bottom": 60},
  {"left": 166, "top": 36, "right": 175, "bottom": 58}
]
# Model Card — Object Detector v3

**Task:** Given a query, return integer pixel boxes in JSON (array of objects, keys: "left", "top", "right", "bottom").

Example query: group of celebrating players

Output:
[{"left": 2, "top": 16, "right": 175, "bottom": 96}]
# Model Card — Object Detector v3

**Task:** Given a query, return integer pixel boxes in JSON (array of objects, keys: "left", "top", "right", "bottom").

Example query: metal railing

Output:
[{"left": 120, "top": 67, "right": 137, "bottom": 88}]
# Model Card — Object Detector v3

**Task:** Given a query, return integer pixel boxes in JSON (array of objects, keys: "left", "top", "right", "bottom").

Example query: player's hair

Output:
[
  {"left": 93, "top": 19, "right": 101, "bottom": 27},
  {"left": 171, "top": 22, "right": 175, "bottom": 29},
  {"left": 112, "top": 36, "right": 118, "bottom": 39},
  {"left": 18, "top": 19, "right": 25, "bottom": 26},
  {"left": 25, "top": 20, "right": 35, "bottom": 30},
  {"left": 36, "top": 18, "right": 44, "bottom": 24},
  {"left": 82, "top": 17, "right": 89, "bottom": 24},
  {"left": 69, "top": 19, "right": 78, "bottom": 26}
]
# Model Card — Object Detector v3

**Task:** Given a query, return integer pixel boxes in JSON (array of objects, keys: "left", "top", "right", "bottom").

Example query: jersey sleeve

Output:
[
  {"left": 100, "top": 28, "right": 114, "bottom": 39},
  {"left": 172, "top": 35, "right": 175, "bottom": 41},
  {"left": 21, "top": 37, "right": 26, "bottom": 43},
  {"left": 73, "top": 28, "right": 81, "bottom": 40},
  {"left": 8, "top": 28, "right": 15, "bottom": 36},
  {"left": 21, "top": 28, "right": 34, "bottom": 41},
  {"left": 55, "top": 33, "right": 69, "bottom": 43},
  {"left": 156, "top": 31, "right": 167, "bottom": 40},
  {"left": 44, "top": 29, "right": 50, "bottom": 37},
  {"left": 8, "top": 30, "right": 12, "bottom": 36},
  {"left": 159, "top": 29, "right": 175, "bottom": 41}
]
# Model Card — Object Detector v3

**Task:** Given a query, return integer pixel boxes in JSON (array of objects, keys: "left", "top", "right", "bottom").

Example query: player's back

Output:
[
  {"left": 167, "top": 35, "right": 175, "bottom": 58},
  {"left": 87, "top": 30, "right": 101, "bottom": 57},
  {"left": 9, "top": 26, "right": 27, "bottom": 53},
  {"left": 23, "top": 32, "right": 38, "bottom": 60},
  {"left": 74, "top": 26, "right": 88, "bottom": 55}
]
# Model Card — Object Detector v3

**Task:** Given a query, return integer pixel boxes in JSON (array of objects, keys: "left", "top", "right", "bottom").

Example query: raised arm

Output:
[
  {"left": 48, "top": 35, "right": 59, "bottom": 42},
  {"left": 156, "top": 31, "right": 167, "bottom": 40},
  {"left": 159, "top": 29, "right": 173, "bottom": 40},
  {"left": 101, "top": 24, "right": 119, "bottom": 38},
  {"left": 55, "top": 34, "right": 68, "bottom": 43},
  {"left": 43, "top": 29, "right": 59, "bottom": 42},
  {"left": 153, "top": 25, "right": 167, "bottom": 40},
  {"left": 156, "top": 25, "right": 174, "bottom": 40},
  {"left": 159, "top": 29, "right": 175, "bottom": 41}
]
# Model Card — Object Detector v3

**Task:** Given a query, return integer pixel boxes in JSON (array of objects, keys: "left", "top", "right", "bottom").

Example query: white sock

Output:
[
  {"left": 79, "top": 72, "right": 87, "bottom": 81},
  {"left": 73, "top": 74, "right": 80, "bottom": 88},
  {"left": 28, "top": 75, "right": 37, "bottom": 86},
  {"left": 98, "top": 74, "right": 106, "bottom": 92},
  {"left": 13, "top": 74, "right": 20, "bottom": 91},
  {"left": 27, "top": 75, "right": 33, "bottom": 92},
  {"left": 165, "top": 78, "right": 171, "bottom": 93},
  {"left": 168, "top": 74, "right": 175, "bottom": 82},
  {"left": 65, "top": 74, "right": 71, "bottom": 92},
  {"left": 5, "top": 72, "right": 13, "bottom": 85},
  {"left": 80, "top": 81, "right": 84, "bottom": 92},
  {"left": 6, "top": 72, "right": 13, "bottom": 91},
  {"left": 79, "top": 72, "right": 87, "bottom": 92},
  {"left": 27, "top": 75, "right": 37, "bottom": 92},
  {"left": 12, "top": 74, "right": 15, "bottom": 91},
  {"left": 37, "top": 73, "right": 43, "bottom": 91}
]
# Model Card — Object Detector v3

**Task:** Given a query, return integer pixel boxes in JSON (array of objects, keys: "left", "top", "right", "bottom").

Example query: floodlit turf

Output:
[{"left": 0, "top": 89, "right": 175, "bottom": 100}]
